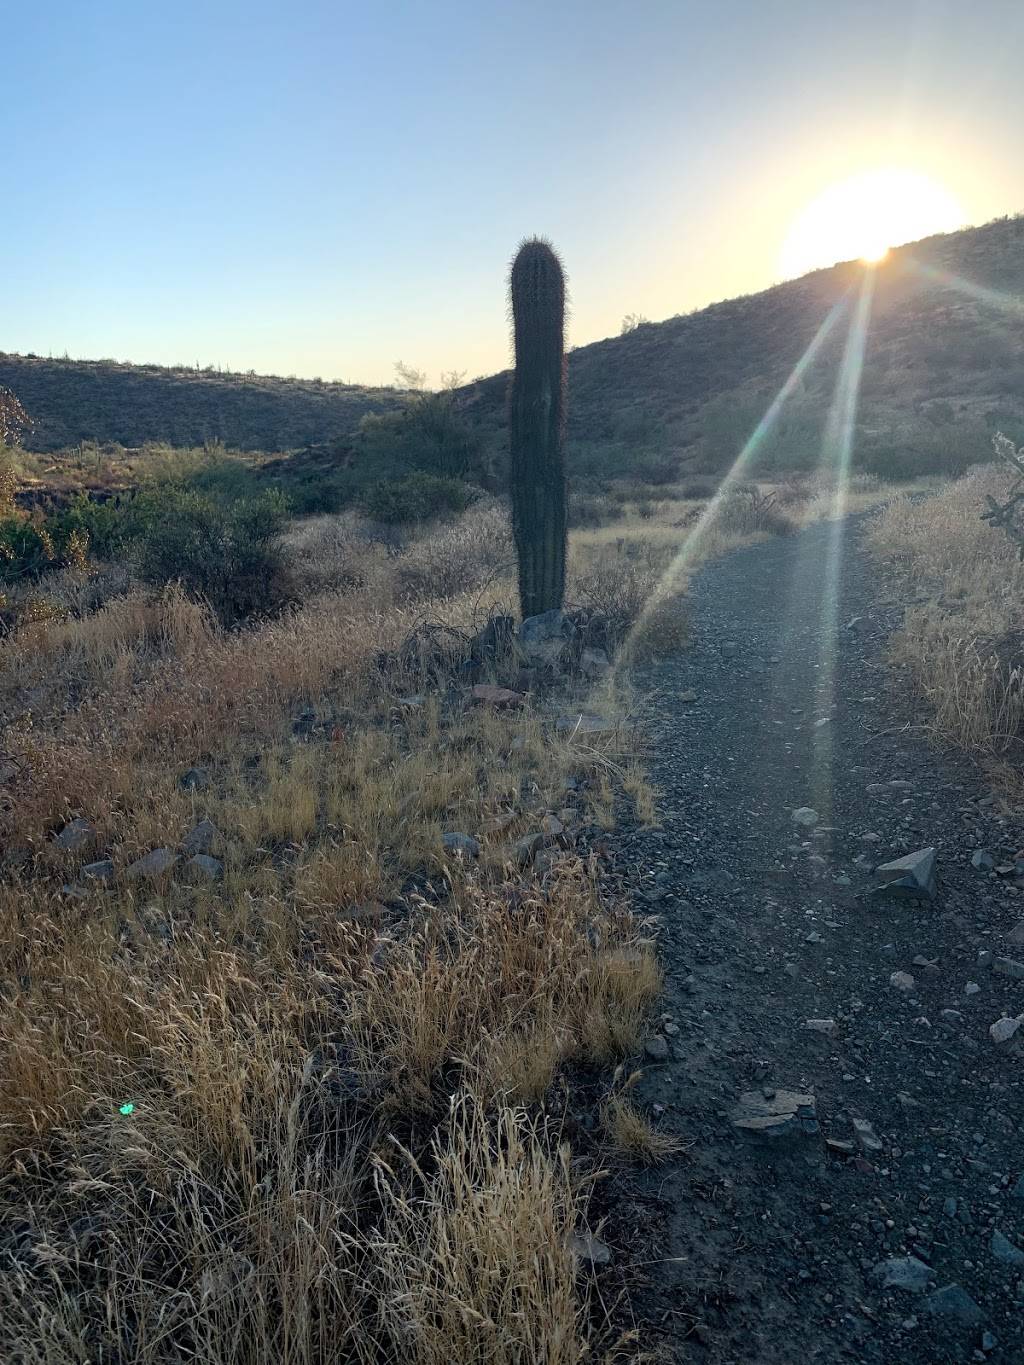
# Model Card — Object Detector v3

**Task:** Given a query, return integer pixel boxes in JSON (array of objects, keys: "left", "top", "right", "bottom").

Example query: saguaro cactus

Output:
[{"left": 508, "top": 237, "right": 568, "bottom": 619}]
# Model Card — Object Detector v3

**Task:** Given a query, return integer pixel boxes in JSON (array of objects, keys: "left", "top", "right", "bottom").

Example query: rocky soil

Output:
[{"left": 612, "top": 514, "right": 1024, "bottom": 1363}]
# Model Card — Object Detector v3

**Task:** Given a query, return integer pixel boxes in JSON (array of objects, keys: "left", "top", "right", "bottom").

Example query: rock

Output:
[
  {"left": 482, "top": 813, "right": 516, "bottom": 835},
  {"left": 470, "top": 684, "right": 524, "bottom": 709},
  {"left": 870, "top": 1256, "right": 935, "bottom": 1292},
  {"left": 989, "top": 1015, "right": 1023, "bottom": 1047},
  {"left": 53, "top": 817, "right": 93, "bottom": 852},
  {"left": 644, "top": 1035, "right": 670, "bottom": 1061},
  {"left": 568, "top": 1230, "right": 612, "bottom": 1266},
  {"left": 922, "top": 1284, "right": 983, "bottom": 1326},
  {"left": 179, "top": 767, "right": 210, "bottom": 792},
  {"left": 541, "top": 814, "right": 564, "bottom": 840},
  {"left": 1006, "top": 921, "right": 1024, "bottom": 948},
  {"left": 852, "top": 1117, "right": 883, "bottom": 1154},
  {"left": 555, "top": 712, "right": 613, "bottom": 736},
  {"left": 186, "top": 854, "right": 223, "bottom": 882},
  {"left": 730, "top": 1088, "right": 819, "bottom": 1144},
  {"left": 80, "top": 858, "right": 115, "bottom": 884},
  {"left": 396, "top": 694, "right": 425, "bottom": 708},
  {"left": 990, "top": 1229, "right": 1024, "bottom": 1267},
  {"left": 519, "top": 610, "right": 573, "bottom": 666},
  {"left": 873, "top": 847, "right": 937, "bottom": 900},
  {"left": 791, "top": 807, "right": 818, "bottom": 828},
  {"left": 972, "top": 849, "right": 996, "bottom": 872},
  {"left": 940, "top": 1009, "right": 964, "bottom": 1023},
  {"left": 183, "top": 818, "right": 218, "bottom": 857},
  {"left": 579, "top": 648, "right": 611, "bottom": 681},
  {"left": 965, "top": 981, "right": 981, "bottom": 996},
  {"left": 534, "top": 849, "right": 567, "bottom": 875},
  {"left": 890, "top": 971, "right": 916, "bottom": 993},
  {"left": 720, "top": 641, "right": 739, "bottom": 658},
  {"left": 126, "top": 848, "right": 177, "bottom": 881},
  {"left": 982, "top": 1332, "right": 998, "bottom": 1353},
  {"left": 978, "top": 949, "right": 994, "bottom": 969},
  {"left": 679, "top": 689, "right": 699, "bottom": 703},
  {"left": 803, "top": 1018, "right": 839, "bottom": 1037},
  {"left": 442, "top": 832, "right": 480, "bottom": 860},
  {"left": 512, "top": 832, "right": 545, "bottom": 867},
  {"left": 993, "top": 956, "right": 1024, "bottom": 980}
]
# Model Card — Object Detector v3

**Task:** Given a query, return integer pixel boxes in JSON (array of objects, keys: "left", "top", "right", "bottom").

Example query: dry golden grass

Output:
[
  {"left": 0, "top": 495, "right": 678, "bottom": 1360},
  {"left": 866, "top": 464, "right": 1024, "bottom": 763}
]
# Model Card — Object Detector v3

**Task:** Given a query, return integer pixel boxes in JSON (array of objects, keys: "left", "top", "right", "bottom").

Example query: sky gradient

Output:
[{"left": 5, "top": 0, "right": 1023, "bottom": 387}]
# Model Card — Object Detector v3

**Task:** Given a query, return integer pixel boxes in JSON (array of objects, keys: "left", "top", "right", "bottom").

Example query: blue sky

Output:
[{"left": 5, "top": 0, "right": 1022, "bottom": 385}]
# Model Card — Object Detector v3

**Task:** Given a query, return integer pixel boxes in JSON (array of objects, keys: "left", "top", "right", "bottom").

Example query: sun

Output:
[{"left": 779, "top": 168, "right": 963, "bottom": 280}]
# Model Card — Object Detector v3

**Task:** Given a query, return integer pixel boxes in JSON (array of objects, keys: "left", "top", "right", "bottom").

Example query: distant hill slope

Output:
[
  {"left": 461, "top": 213, "right": 1024, "bottom": 476},
  {"left": 0, "top": 356, "right": 403, "bottom": 453},
  {"left": 4, "top": 214, "right": 1022, "bottom": 474}
]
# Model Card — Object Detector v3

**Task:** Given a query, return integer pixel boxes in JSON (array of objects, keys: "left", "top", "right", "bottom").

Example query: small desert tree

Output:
[
  {"left": 508, "top": 237, "right": 568, "bottom": 619},
  {"left": 0, "top": 387, "right": 30, "bottom": 448}
]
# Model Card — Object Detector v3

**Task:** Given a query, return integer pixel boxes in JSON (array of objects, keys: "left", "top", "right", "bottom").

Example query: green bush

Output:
[
  {"left": 133, "top": 486, "right": 292, "bottom": 622},
  {"left": 360, "top": 472, "right": 476, "bottom": 525}
]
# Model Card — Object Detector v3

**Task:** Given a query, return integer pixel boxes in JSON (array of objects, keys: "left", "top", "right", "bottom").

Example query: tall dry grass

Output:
[{"left": 866, "top": 464, "right": 1024, "bottom": 760}]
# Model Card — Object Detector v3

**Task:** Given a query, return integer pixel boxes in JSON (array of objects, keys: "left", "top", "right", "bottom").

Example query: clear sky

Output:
[{"left": 5, "top": 0, "right": 1022, "bottom": 387}]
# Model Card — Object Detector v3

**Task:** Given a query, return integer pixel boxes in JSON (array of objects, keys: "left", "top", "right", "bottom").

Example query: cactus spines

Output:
[{"left": 508, "top": 237, "right": 568, "bottom": 619}]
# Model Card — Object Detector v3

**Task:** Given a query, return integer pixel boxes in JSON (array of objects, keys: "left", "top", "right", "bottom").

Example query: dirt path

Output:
[{"left": 614, "top": 514, "right": 1024, "bottom": 1364}]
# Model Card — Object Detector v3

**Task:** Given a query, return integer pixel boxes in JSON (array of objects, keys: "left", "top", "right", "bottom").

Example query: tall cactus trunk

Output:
[{"left": 508, "top": 238, "right": 567, "bottom": 619}]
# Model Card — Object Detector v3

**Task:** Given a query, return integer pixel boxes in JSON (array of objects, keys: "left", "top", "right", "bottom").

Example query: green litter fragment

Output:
[{"left": 119, "top": 1102, "right": 135, "bottom": 1116}]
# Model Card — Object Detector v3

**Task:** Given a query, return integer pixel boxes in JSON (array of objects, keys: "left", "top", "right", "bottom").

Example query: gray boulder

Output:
[
  {"left": 442, "top": 832, "right": 480, "bottom": 860},
  {"left": 53, "top": 818, "right": 93, "bottom": 852},
  {"left": 183, "top": 818, "right": 218, "bottom": 857},
  {"left": 186, "top": 854, "right": 223, "bottom": 882},
  {"left": 80, "top": 859, "right": 115, "bottom": 884},
  {"left": 872, "top": 847, "right": 937, "bottom": 900},
  {"left": 126, "top": 848, "right": 178, "bottom": 881}
]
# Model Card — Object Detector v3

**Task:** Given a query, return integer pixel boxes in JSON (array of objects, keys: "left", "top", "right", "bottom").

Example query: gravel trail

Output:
[{"left": 615, "top": 513, "right": 1024, "bottom": 1364}]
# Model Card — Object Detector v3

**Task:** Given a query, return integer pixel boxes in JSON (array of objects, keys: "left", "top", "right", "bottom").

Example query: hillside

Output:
[
  {"left": 460, "top": 213, "right": 1024, "bottom": 478},
  {"left": 0, "top": 355, "right": 403, "bottom": 454},
  {"left": 3, "top": 214, "right": 1022, "bottom": 477}
]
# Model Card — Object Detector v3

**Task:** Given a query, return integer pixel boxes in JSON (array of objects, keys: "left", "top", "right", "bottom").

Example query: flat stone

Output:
[
  {"left": 989, "top": 1016, "right": 1023, "bottom": 1047},
  {"left": 803, "top": 1018, "right": 839, "bottom": 1037},
  {"left": 852, "top": 1117, "right": 883, "bottom": 1153},
  {"left": 53, "top": 817, "right": 93, "bottom": 852},
  {"left": 874, "top": 847, "right": 937, "bottom": 899},
  {"left": 126, "top": 848, "right": 178, "bottom": 880},
  {"left": 990, "top": 1229, "right": 1024, "bottom": 1266},
  {"left": 512, "top": 832, "right": 545, "bottom": 867},
  {"left": 80, "top": 859, "right": 115, "bottom": 884},
  {"left": 186, "top": 854, "right": 223, "bottom": 881},
  {"left": 644, "top": 1035, "right": 670, "bottom": 1061},
  {"left": 791, "top": 807, "right": 818, "bottom": 827},
  {"left": 179, "top": 767, "right": 210, "bottom": 792},
  {"left": 679, "top": 689, "right": 699, "bottom": 703},
  {"left": 993, "top": 956, "right": 1024, "bottom": 980},
  {"left": 442, "top": 832, "right": 480, "bottom": 860},
  {"left": 731, "top": 1088, "right": 819, "bottom": 1143},
  {"left": 183, "top": 818, "right": 218, "bottom": 857},
  {"left": 470, "top": 684, "right": 524, "bottom": 709},
  {"left": 870, "top": 1256, "right": 935, "bottom": 1293},
  {"left": 890, "top": 971, "right": 916, "bottom": 993},
  {"left": 922, "top": 1284, "right": 983, "bottom": 1326},
  {"left": 568, "top": 1230, "right": 612, "bottom": 1266}
]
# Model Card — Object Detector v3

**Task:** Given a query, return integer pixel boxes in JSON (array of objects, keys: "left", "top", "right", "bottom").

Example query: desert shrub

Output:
[
  {"left": 394, "top": 502, "right": 513, "bottom": 601},
  {"left": 568, "top": 492, "right": 618, "bottom": 528},
  {"left": 134, "top": 485, "right": 291, "bottom": 623},
  {"left": 361, "top": 472, "right": 477, "bottom": 525},
  {"left": 713, "top": 487, "right": 793, "bottom": 537},
  {"left": 680, "top": 475, "right": 719, "bottom": 500},
  {"left": 358, "top": 392, "right": 486, "bottom": 483}
]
